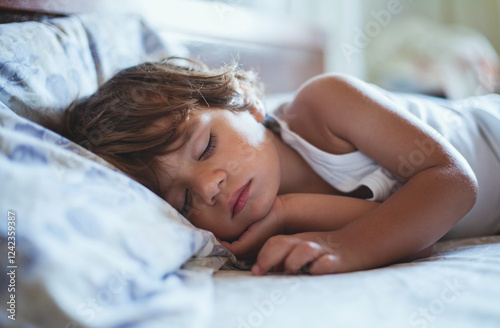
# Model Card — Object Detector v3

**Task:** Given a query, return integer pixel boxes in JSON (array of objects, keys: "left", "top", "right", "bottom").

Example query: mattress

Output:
[{"left": 212, "top": 236, "right": 500, "bottom": 328}]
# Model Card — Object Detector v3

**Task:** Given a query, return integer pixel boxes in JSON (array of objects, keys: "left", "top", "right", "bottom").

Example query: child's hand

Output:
[
  {"left": 250, "top": 231, "right": 359, "bottom": 275},
  {"left": 251, "top": 231, "right": 435, "bottom": 275},
  {"left": 219, "top": 196, "right": 287, "bottom": 259}
]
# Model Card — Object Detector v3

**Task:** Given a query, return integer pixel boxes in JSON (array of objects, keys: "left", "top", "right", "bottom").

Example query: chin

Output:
[{"left": 260, "top": 187, "right": 278, "bottom": 217}]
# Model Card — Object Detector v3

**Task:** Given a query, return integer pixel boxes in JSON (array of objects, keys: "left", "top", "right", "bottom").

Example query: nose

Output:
[{"left": 192, "top": 168, "right": 226, "bottom": 206}]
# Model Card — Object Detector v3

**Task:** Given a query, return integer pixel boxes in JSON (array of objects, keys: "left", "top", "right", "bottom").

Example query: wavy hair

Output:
[{"left": 53, "top": 58, "right": 264, "bottom": 197}]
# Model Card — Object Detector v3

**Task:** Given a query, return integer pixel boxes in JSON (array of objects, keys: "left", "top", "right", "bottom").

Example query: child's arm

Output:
[
  {"left": 254, "top": 74, "right": 477, "bottom": 274},
  {"left": 220, "top": 193, "right": 379, "bottom": 259},
  {"left": 279, "top": 193, "right": 379, "bottom": 234},
  {"left": 277, "top": 194, "right": 435, "bottom": 264},
  {"left": 224, "top": 74, "right": 477, "bottom": 275},
  {"left": 221, "top": 193, "right": 433, "bottom": 272}
]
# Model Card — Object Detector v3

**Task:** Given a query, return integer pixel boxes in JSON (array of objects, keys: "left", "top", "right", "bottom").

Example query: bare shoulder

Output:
[
  {"left": 282, "top": 73, "right": 469, "bottom": 182},
  {"left": 282, "top": 74, "right": 360, "bottom": 155},
  {"left": 286, "top": 73, "right": 398, "bottom": 130}
]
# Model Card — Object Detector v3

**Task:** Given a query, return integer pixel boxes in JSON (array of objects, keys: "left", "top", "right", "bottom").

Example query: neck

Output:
[{"left": 266, "top": 129, "right": 337, "bottom": 196}]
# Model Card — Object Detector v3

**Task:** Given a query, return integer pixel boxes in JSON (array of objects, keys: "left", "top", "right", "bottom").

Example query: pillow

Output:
[
  {"left": 77, "top": 14, "right": 190, "bottom": 85},
  {"left": 0, "top": 16, "right": 98, "bottom": 124},
  {"left": 0, "top": 99, "right": 230, "bottom": 327},
  {"left": 0, "top": 14, "right": 233, "bottom": 327},
  {"left": 0, "top": 14, "right": 189, "bottom": 124},
  {"left": 263, "top": 92, "right": 295, "bottom": 115}
]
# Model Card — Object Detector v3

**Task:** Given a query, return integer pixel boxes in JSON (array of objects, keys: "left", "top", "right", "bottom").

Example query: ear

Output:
[
  {"left": 248, "top": 101, "right": 266, "bottom": 123},
  {"left": 241, "top": 86, "right": 266, "bottom": 123}
]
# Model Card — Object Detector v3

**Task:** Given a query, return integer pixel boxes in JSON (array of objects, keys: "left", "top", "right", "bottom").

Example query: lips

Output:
[{"left": 228, "top": 180, "right": 251, "bottom": 218}]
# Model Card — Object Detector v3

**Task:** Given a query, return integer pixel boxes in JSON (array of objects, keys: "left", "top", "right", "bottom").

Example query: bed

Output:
[{"left": 0, "top": 1, "right": 499, "bottom": 327}]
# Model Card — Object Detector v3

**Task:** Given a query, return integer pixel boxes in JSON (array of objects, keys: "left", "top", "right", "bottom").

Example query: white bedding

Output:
[{"left": 212, "top": 236, "right": 500, "bottom": 328}]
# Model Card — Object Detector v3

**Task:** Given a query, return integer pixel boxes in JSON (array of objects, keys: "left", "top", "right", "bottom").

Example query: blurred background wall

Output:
[{"left": 202, "top": 0, "right": 500, "bottom": 98}]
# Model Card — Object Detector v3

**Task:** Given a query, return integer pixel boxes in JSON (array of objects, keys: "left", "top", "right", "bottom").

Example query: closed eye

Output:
[
  {"left": 199, "top": 133, "right": 216, "bottom": 160},
  {"left": 180, "top": 189, "right": 192, "bottom": 217},
  {"left": 181, "top": 133, "right": 216, "bottom": 216}
]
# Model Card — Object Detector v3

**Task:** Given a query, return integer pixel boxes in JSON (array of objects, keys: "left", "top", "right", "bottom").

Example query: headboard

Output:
[{"left": 0, "top": 0, "right": 326, "bottom": 95}]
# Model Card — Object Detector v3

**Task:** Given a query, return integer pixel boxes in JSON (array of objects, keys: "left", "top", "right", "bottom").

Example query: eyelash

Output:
[
  {"left": 181, "top": 133, "right": 217, "bottom": 216},
  {"left": 180, "top": 189, "right": 192, "bottom": 217},
  {"left": 199, "top": 133, "right": 216, "bottom": 160}
]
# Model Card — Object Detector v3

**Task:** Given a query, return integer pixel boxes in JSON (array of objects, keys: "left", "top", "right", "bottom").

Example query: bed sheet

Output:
[{"left": 212, "top": 236, "right": 500, "bottom": 328}]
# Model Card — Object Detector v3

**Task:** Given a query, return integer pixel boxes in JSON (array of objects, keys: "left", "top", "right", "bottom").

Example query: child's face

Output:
[{"left": 158, "top": 107, "right": 281, "bottom": 241}]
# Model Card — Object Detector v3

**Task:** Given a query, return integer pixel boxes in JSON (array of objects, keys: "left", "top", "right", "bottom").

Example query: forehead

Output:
[{"left": 154, "top": 110, "right": 202, "bottom": 154}]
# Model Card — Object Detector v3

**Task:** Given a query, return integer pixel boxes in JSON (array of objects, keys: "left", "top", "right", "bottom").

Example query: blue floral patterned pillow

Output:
[
  {"left": 0, "top": 14, "right": 189, "bottom": 123},
  {"left": 0, "top": 16, "right": 97, "bottom": 123},
  {"left": 0, "top": 14, "right": 232, "bottom": 328}
]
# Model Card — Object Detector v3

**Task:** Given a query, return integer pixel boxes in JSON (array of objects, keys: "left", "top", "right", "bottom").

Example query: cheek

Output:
[
  {"left": 236, "top": 143, "right": 258, "bottom": 163},
  {"left": 227, "top": 113, "right": 267, "bottom": 147},
  {"left": 190, "top": 211, "right": 244, "bottom": 241},
  {"left": 187, "top": 205, "right": 209, "bottom": 228},
  {"left": 257, "top": 177, "right": 279, "bottom": 212},
  {"left": 188, "top": 208, "right": 229, "bottom": 236}
]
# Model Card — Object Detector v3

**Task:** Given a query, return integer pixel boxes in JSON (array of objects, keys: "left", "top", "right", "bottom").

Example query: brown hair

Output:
[{"left": 55, "top": 58, "right": 263, "bottom": 197}]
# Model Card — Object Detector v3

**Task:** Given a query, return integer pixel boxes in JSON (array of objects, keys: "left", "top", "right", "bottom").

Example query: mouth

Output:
[{"left": 228, "top": 180, "right": 252, "bottom": 218}]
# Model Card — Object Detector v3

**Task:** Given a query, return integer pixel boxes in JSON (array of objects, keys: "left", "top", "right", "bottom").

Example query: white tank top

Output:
[{"left": 265, "top": 91, "right": 500, "bottom": 239}]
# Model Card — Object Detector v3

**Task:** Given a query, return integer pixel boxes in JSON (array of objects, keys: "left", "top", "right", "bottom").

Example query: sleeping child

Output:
[{"left": 52, "top": 58, "right": 500, "bottom": 275}]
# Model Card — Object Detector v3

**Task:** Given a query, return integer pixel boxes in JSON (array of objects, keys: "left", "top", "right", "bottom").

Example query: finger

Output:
[
  {"left": 221, "top": 216, "right": 278, "bottom": 258},
  {"left": 283, "top": 241, "right": 328, "bottom": 274},
  {"left": 220, "top": 237, "right": 260, "bottom": 259},
  {"left": 308, "top": 254, "right": 347, "bottom": 275},
  {"left": 218, "top": 240, "right": 231, "bottom": 249},
  {"left": 252, "top": 236, "right": 301, "bottom": 275},
  {"left": 220, "top": 232, "right": 259, "bottom": 258}
]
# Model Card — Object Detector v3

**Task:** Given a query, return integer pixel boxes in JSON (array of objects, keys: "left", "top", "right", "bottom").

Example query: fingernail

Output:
[{"left": 252, "top": 264, "right": 261, "bottom": 275}]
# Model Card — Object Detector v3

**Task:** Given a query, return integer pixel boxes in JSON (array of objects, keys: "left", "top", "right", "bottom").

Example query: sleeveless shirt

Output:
[{"left": 265, "top": 90, "right": 500, "bottom": 239}]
